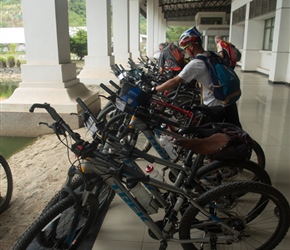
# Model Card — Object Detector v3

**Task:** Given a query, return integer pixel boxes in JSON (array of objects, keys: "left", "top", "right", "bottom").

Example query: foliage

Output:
[
  {"left": 166, "top": 26, "right": 192, "bottom": 43},
  {"left": 68, "top": 0, "right": 86, "bottom": 27},
  {"left": 70, "top": 29, "right": 87, "bottom": 60},
  {"left": 8, "top": 43, "right": 17, "bottom": 53},
  {"left": 0, "top": 0, "right": 23, "bottom": 27},
  {"left": 140, "top": 15, "right": 146, "bottom": 35},
  {"left": 0, "top": 0, "right": 87, "bottom": 28},
  {"left": 0, "top": 57, "right": 7, "bottom": 68},
  {"left": 7, "top": 55, "right": 15, "bottom": 67},
  {"left": 7, "top": 55, "right": 15, "bottom": 60}
]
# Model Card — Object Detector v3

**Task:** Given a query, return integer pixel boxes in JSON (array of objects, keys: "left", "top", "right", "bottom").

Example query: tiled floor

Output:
[{"left": 92, "top": 68, "right": 290, "bottom": 250}]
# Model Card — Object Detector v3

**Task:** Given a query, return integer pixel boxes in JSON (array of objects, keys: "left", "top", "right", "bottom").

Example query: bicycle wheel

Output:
[
  {"left": 179, "top": 181, "right": 290, "bottom": 250},
  {"left": 166, "top": 91, "right": 197, "bottom": 107},
  {"left": 44, "top": 175, "right": 115, "bottom": 219},
  {"left": 196, "top": 160, "right": 271, "bottom": 188},
  {"left": 121, "top": 128, "right": 152, "bottom": 153},
  {"left": 97, "top": 101, "right": 118, "bottom": 123},
  {"left": 0, "top": 155, "right": 13, "bottom": 214},
  {"left": 13, "top": 194, "right": 99, "bottom": 250},
  {"left": 246, "top": 140, "right": 266, "bottom": 169}
]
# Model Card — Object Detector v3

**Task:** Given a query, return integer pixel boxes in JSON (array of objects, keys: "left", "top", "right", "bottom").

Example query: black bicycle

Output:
[
  {"left": 0, "top": 154, "right": 13, "bottom": 214},
  {"left": 13, "top": 102, "right": 290, "bottom": 250}
]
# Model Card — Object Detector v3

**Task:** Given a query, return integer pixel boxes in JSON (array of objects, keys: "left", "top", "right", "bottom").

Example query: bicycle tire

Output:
[
  {"left": 195, "top": 160, "right": 272, "bottom": 217},
  {"left": 196, "top": 160, "right": 271, "bottom": 187},
  {"left": 105, "top": 112, "right": 127, "bottom": 133},
  {"left": 96, "top": 101, "right": 118, "bottom": 123},
  {"left": 43, "top": 175, "right": 115, "bottom": 219},
  {"left": 179, "top": 181, "right": 290, "bottom": 250},
  {"left": 166, "top": 91, "right": 197, "bottom": 107},
  {"left": 0, "top": 155, "right": 13, "bottom": 214},
  {"left": 121, "top": 128, "right": 152, "bottom": 153},
  {"left": 246, "top": 140, "right": 266, "bottom": 169},
  {"left": 13, "top": 194, "right": 99, "bottom": 250}
]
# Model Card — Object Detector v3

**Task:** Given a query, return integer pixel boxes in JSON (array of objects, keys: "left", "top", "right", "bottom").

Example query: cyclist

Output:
[
  {"left": 215, "top": 35, "right": 236, "bottom": 69},
  {"left": 152, "top": 26, "right": 242, "bottom": 128},
  {"left": 158, "top": 42, "right": 185, "bottom": 74}
]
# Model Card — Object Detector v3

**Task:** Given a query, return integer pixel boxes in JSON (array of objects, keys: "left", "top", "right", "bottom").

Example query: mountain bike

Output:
[
  {"left": 13, "top": 102, "right": 290, "bottom": 250},
  {"left": 99, "top": 82, "right": 266, "bottom": 169},
  {"left": 0, "top": 154, "right": 13, "bottom": 214}
]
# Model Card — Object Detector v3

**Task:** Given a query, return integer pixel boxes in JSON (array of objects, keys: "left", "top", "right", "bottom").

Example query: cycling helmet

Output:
[{"left": 179, "top": 26, "right": 202, "bottom": 47}]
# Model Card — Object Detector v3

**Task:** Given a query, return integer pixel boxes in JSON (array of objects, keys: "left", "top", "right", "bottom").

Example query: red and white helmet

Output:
[{"left": 179, "top": 26, "right": 202, "bottom": 47}]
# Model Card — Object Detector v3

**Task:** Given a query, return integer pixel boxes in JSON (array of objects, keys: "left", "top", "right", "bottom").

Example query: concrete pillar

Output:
[
  {"left": 268, "top": 0, "right": 290, "bottom": 84},
  {"left": 159, "top": 9, "right": 166, "bottom": 44},
  {"left": 241, "top": 3, "right": 264, "bottom": 71},
  {"left": 78, "top": 0, "right": 114, "bottom": 85},
  {"left": 153, "top": 0, "right": 159, "bottom": 50},
  {"left": 112, "top": 0, "right": 131, "bottom": 66},
  {"left": 146, "top": 0, "right": 155, "bottom": 57},
  {"left": 0, "top": 0, "right": 99, "bottom": 137},
  {"left": 129, "top": 0, "right": 141, "bottom": 61}
]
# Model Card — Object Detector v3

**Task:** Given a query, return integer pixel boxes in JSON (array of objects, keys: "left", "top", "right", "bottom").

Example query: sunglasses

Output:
[{"left": 182, "top": 44, "right": 190, "bottom": 50}]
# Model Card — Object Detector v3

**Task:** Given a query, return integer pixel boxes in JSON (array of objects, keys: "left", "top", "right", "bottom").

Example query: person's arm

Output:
[
  {"left": 155, "top": 75, "right": 184, "bottom": 93},
  {"left": 216, "top": 42, "right": 224, "bottom": 58},
  {"left": 158, "top": 66, "right": 164, "bottom": 74},
  {"left": 218, "top": 50, "right": 224, "bottom": 58},
  {"left": 158, "top": 52, "right": 165, "bottom": 74}
]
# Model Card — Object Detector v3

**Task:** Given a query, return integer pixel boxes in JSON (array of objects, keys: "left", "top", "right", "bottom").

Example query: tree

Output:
[
  {"left": 8, "top": 43, "right": 17, "bottom": 54},
  {"left": 70, "top": 29, "right": 87, "bottom": 60},
  {"left": 166, "top": 26, "right": 192, "bottom": 43}
]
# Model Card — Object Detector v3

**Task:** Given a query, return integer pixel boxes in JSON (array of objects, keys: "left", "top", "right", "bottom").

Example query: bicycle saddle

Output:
[{"left": 174, "top": 133, "right": 230, "bottom": 155}]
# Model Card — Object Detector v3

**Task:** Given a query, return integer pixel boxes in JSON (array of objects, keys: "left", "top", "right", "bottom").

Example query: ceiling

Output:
[{"left": 140, "top": 0, "right": 232, "bottom": 22}]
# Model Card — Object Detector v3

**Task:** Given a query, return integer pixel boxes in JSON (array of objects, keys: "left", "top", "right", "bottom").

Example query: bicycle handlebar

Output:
[
  {"left": 29, "top": 103, "right": 61, "bottom": 121},
  {"left": 109, "top": 80, "right": 121, "bottom": 91},
  {"left": 29, "top": 103, "right": 81, "bottom": 143},
  {"left": 100, "top": 83, "right": 116, "bottom": 97}
]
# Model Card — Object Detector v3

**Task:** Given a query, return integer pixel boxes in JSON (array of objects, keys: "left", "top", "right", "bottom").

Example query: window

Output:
[
  {"left": 200, "top": 17, "right": 223, "bottom": 25},
  {"left": 263, "top": 17, "right": 275, "bottom": 50},
  {"left": 207, "top": 36, "right": 216, "bottom": 51},
  {"left": 207, "top": 36, "right": 229, "bottom": 51}
]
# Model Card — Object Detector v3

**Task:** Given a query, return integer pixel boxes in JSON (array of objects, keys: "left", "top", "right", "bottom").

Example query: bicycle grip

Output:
[
  {"left": 109, "top": 80, "right": 121, "bottom": 90},
  {"left": 100, "top": 83, "right": 116, "bottom": 96},
  {"left": 29, "top": 103, "right": 61, "bottom": 121},
  {"left": 76, "top": 98, "right": 89, "bottom": 111}
]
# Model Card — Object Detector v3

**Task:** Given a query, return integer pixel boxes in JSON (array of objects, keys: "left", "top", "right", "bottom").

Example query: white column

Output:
[
  {"left": 112, "top": 0, "right": 131, "bottom": 65},
  {"left": 146, "top": 0, "right": 155, "bottom": 57},
  {"left": 153, "top": 0, "right": 159, "bottom": 50},
  {"left": 269, "top": 0, "right": 290, "bottom": 84},
  {"left": 0, "top": 0, "right": 99, "bottom": 137},
  {"left": 129, "top": 0, "right": 141, "bottom": 61},
  {"left": 78, "top": 0, "right": 114, "bottom": 85},
  {"left": 159, "top": 8, "right": 166, "bottom": 44},
  {"left": 241, "top": 2, "right": 264, "bottom": 71}
]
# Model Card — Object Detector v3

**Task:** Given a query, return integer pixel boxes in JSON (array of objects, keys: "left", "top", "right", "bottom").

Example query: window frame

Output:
[{"left": 263, "top": 17, "right": 275, "bottom": 51}]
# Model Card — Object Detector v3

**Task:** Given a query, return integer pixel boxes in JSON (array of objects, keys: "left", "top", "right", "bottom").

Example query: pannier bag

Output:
[{"left": 119, "top": 81, "right": 152, "bottom": 108}]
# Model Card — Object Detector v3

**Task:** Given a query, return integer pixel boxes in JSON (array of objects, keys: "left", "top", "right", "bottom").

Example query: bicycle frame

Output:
[
  {"left": 25, "top": 101, "right": 276, "bottom": 249},
  {"left": 77, "top": 146, "right": 241, "bottom": 245}
]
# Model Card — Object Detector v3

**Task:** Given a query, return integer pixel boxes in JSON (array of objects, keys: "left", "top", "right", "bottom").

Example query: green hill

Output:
[{"left": 0, "top": 0, "right": 86, "bottom": 28}]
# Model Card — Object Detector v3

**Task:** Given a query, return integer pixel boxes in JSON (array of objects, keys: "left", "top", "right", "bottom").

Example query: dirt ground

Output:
[{"left": 0, "top": 83, "right": 111, "bottom": 249}]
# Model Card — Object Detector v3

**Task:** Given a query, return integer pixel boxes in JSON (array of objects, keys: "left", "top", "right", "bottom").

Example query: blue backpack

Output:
[{"left": 196, "top": 51, "right": 241, "bottom": 105}]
